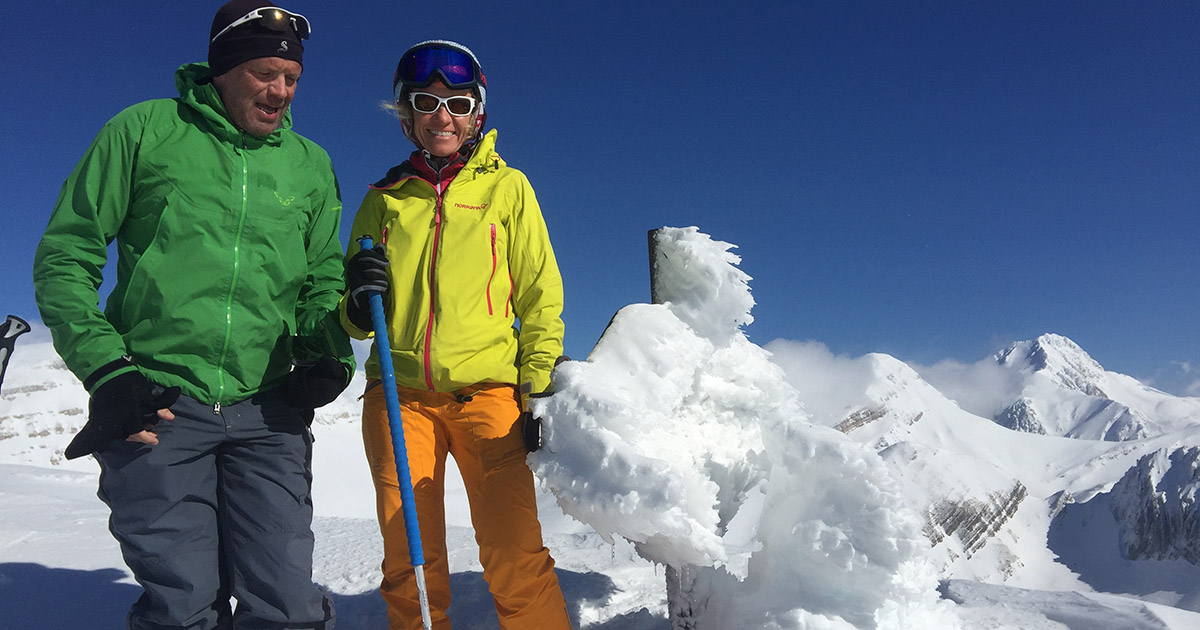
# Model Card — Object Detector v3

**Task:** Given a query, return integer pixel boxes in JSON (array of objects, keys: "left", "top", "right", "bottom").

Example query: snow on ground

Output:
[
  {"left": 4, "top": 227, "right": 1200, "bottom": 628},
  {"left": 0, "top": 450, "right": 667, "bottom": 630},
  {"left": 5, "top": 456, "right": 1198, "bottom": 630}
]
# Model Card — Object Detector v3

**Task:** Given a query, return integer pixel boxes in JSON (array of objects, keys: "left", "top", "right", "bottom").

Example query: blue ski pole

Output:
[{"left": 358, "top": 236, "right": 433, "bottom": 630}]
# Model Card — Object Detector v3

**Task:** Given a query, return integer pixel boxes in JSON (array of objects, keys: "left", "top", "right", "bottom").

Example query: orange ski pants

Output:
[{"left": 362, "top": 381, "right": 571, "bottom": 630}]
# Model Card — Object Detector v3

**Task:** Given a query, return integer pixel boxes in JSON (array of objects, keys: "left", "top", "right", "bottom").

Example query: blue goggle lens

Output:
[{"left": 398, "top": 46, "right": 477, "bottom": 88}]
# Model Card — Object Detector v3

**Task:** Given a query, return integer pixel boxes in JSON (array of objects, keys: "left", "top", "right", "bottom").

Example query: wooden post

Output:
[
  {"left": 648, "top": 228, "right": 664, "bottom": 305},
  {"left": 649, "top": 228, "right": 704, "bottom": 629}
]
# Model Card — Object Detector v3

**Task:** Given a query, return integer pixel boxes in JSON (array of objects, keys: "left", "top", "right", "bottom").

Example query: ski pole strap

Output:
[
  {"left": 0, "top": 315, "right": 31, "bottom": 395},
  {"left": 358, "top": 236, "right": 426, "bottom": 568}
]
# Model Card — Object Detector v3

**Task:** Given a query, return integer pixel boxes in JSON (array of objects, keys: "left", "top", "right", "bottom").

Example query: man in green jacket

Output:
[{"left": 31, "top": 2, "right": 351, "bottom": 628}]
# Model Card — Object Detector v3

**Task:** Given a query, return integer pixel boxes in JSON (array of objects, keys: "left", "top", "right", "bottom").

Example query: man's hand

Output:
[
  {"left": 65, "top": 370, "right": 181, "bottom": 459},
  {"left": 125, "top": 409, "right": 176, "bottom": 446},
  {"left": 285, "top": 355, "right": 351, "bottom": 409}
]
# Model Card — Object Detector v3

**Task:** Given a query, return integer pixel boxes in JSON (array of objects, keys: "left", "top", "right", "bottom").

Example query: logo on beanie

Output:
[{"left": 278, "top": 41, "right": 289, "bottom": 53}]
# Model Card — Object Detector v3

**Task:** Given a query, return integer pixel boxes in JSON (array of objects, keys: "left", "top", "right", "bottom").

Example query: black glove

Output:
[
  {"left": 520, "top": 412, "right": 542, "bottom": 452},
  {"left": 346, "top": 245, "right": 389, "bottom": 331},
  {"left": 285, "top": 355, "right": 351, "bottom": 409},
  {"left": 65, "top": 367, "right": 181, "bottom": 460}
]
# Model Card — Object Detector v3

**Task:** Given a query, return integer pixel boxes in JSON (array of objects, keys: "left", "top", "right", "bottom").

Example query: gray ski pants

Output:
[{"left": 95, "top": 389, "right": 334, "bottom": 630}]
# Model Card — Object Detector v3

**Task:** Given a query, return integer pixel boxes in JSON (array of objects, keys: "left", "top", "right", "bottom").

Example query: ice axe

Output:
[
  {"left": 357, "top": 236, "right": 433, "bottom": 630},
  {"left": 0, "top": 315, "right": 31, "bottom": 395}
]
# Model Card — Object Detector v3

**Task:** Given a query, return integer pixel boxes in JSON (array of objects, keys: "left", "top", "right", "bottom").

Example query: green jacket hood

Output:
[{"left": 174, "top": 62, "right": 293, "bottom": 145}]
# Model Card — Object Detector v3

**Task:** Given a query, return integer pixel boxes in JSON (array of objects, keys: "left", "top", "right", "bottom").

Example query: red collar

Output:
[
  {"left": 368, "top": 149, "right": 471, "bottom": 190},
  {"left": 411, "top": 150, "right": 466, "bottom": 189}
]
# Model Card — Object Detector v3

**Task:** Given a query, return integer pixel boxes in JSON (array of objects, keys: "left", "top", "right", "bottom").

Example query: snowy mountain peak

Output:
[
  {"left": 984, "top": 334, "right": 1200, "bottom": 441},
  {"left": 996, "top": 333, "right": 1108, "bottom": 397}
]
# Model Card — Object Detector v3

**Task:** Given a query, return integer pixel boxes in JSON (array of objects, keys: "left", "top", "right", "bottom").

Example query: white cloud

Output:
[
  {"left": 764, "top": 339, "right": 890, "bottom": 425},
  {"left": 907, "top": 356, "right": 1025, "bottom": 419},
  {"left": 765, "top": 339, "right": 1026, "bottom": 421},
  {"left": 1137, "top": 360, "right": 1200, "bottom": 398}
]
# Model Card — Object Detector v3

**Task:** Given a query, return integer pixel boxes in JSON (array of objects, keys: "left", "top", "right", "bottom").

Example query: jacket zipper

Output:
[
  {"left": 422, "top": 168, "right": 447, "bottom": 391},
  {"left": 486, "top": 224, "right": 497, "bottom": 316},
  {"left": 214, "top": 143, "right": 249, "bottom": 413}
]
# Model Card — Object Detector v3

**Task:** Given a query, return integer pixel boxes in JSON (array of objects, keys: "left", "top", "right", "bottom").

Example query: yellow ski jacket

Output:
[{"left": 341, "top": 130, "right": 564, "bottom": 407}]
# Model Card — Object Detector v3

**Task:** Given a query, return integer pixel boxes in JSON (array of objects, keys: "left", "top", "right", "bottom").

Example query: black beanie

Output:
[{"left": 208, "top": 0, "right": 305, "bottom": 77}]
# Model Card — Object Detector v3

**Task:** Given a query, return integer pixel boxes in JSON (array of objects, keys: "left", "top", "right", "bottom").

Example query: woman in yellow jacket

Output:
[{"left": 341, "top": 40, "right": 571, "bottom": 630}]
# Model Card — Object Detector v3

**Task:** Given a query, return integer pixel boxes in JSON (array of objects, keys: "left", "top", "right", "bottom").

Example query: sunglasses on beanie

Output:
[{"left": 211, "top": 6, "right": 311, "bottom": 43}]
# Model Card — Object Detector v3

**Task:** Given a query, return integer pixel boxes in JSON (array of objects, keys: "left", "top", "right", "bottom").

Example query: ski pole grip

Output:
[{"left": 357, "top": 235, "right": 426, "bottom": 568}]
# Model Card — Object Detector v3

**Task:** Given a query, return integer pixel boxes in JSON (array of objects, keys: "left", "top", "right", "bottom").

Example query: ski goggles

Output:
[
  {"left": 408, "top": 92, "right": 478, "bottom": 117},
  {"left": 395, "top": 44, "right": 483, "bottom": 97},
  {"left": 211, "top": 7, "right": 311, "bottom": 43}
]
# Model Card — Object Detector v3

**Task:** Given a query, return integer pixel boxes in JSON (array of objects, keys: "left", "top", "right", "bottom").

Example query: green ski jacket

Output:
[{"left": 33, "top": 63, "right": 353, "bottom": 405}]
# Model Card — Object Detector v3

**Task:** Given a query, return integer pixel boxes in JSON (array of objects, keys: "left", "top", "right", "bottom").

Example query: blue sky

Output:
[{"left": 3, "top": 2, "right": 1198, "bottom": 394}]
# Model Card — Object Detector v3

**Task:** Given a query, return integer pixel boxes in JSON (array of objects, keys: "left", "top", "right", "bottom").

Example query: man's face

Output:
[{"left": 212, "top": 56, "right": 302, "bottom": 137}]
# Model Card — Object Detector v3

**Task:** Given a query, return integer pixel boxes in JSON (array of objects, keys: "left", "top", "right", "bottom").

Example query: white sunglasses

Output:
[
  {"left": 408, "top": 92, "right": 478, "bottom": 117},
  {"left": 211, "top": 7, "right": 311, "bottom": 43}
]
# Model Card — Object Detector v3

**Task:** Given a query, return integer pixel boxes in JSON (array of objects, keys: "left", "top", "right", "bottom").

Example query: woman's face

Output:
[{"left": 408, "top": 79, "right": 477, "bottom": 158}]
